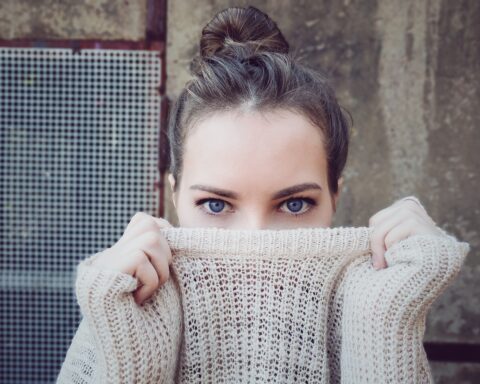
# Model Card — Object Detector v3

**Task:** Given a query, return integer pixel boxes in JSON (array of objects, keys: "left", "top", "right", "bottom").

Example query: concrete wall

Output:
[
  {"left": 1, "top": 0, "right": 478, "bottom": 382},
  {"left": 0, "top": 0, "right": 146, "bottom": 40}
]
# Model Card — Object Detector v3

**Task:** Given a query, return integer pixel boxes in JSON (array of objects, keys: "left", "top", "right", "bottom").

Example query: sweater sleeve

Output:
[
  {"left": 55, "top": 251, "right": 183, "bottom": 384},
  {"left": 328, "top": 233, "right": 470, "bottom": 384}
]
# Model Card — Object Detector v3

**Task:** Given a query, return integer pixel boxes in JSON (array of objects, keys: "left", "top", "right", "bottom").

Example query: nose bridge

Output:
[
  {"left": 247, "top": 219, "right": 268, "bottom": 230},
  {"left": 240, "top": 207, "right": 269, "bottom": 230}
]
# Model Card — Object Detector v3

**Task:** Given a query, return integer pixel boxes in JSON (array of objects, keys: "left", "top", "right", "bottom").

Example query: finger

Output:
[
  {"left": 152, "top": 217, "right": 173, "bottom": 229},
  {"left": 140, "top": 237, "right": 172, "bottom": 278},
  {"left": 369, "top": 196, "right": 425, "bottom": 228},
  {"left": 380, "top": 199, "right": 432, "bottom": 228},
  {"left": 368, "top": 205, "right": 398, "bottom": 228},
  {"left": 133, "top": 260, "right": 159, "bottom": 305},
  {"left": 134, "top": 228, "right": 173, "bottom": 268},
  {"left": 394, "top": 195, "right": 423, "bottom": 210},
  {"left": 398, "top": 197, "right": 437, "bottom": 226},
  {"left": 370, "top": 212, "right": 407, "bottom": 269},
  {"left": 383, "top": 220, "right": 415, "bottom": 256},
  {"left": 121, "top": 216, "right": 160, "bottom": 244},
  {"left": 122, "top": 212, "right": 150, "bottom": 241},
  {"left": 395, "top": 197, "right": 426, "bottom": 218},
  {"left": 122, "top": 227, "right": 174, "bottom": 268}
]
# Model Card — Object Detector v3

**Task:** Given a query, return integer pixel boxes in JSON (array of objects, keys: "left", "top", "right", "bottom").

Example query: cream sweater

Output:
[{"left": 56, "top": 226, "right": 470, "bottom": 383}]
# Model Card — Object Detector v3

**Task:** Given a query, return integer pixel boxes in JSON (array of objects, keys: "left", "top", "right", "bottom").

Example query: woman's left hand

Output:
[{"left": 368, "top": 196, "right": 444, "bottom": 270}]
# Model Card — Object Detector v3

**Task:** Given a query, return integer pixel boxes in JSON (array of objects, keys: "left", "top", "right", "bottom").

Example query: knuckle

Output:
[
  {"left": 132, "top": 211, "right": 148, "bottom": 222},
  {"left": 151, "top": 274, "right": 160, "bottom": 290},
  {"left": 384, "top": 236, "right": 394, "bottom": 249},
  {"left": 158, "top": 241, "right": 173, "bottom": 264},
  {"left": 139, "top": 255, "right": 151, "bottom": 266},
  {"left": 157, "top": 217, "right": 173, "bottom": 228},
  {"left": 407, "top": 217, "right": 418, "bottom": 226},
  {"left": 370, "top": 229, "right": 383, "bottom": 243},
  {"left": 158, "top": 267, "right": 170, "bottom": 286},
  {"left": 132, "top": 250, "right": 148, "bottom": 266},
  {"left": 405, "top": 201, "right": 418, "bottom": 212},
  {"left": 141, "top": 261, "right": 160, "bottom": 288},
  {"left": 412, "top": 209, "right": 424, "bottom": 220},
  {"left": 143, "top": 231, "right": 159, "bottom": 247},
  {"left": 403, "top": 199, "right": 422, "bottom": 213},
  {"left": 144, "top": 216, "right": 163, "bottom": 230}
]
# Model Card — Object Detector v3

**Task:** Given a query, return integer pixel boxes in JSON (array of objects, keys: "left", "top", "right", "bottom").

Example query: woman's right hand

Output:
[{"left": 91, "top": 212, "right": 174, "bottom": 306}]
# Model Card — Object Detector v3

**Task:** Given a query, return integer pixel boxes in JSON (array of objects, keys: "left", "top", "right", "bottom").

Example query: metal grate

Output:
[{"left": 1, "top": 47, "right": 162, "bottom": 383}]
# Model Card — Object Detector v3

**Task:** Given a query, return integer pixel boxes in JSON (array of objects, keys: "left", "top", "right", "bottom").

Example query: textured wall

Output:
[
  {"left": 0, "top": 0, "right": 147, "bottom": 40},
  {"left": 166, "top": 1, "right": 480, "bottom": 382}
]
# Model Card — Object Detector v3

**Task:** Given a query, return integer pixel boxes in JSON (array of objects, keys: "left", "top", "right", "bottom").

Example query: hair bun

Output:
[{"left": 200, "top": 6, "right": 289, "bottom": 58}]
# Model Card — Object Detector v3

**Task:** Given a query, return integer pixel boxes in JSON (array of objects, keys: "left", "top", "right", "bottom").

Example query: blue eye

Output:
[
  {"left": 286, "top": 199, "right": 303, "bottom": 213},
  {"left": 195, "top": 196, "right": 316, "bottom": 217},
  {"left": 280, "top": 197, "right": 316, "bottom": 216},
  {"left": 195, "top": 198, "right": 230, "bottom": 216},
  {"left": 207, "top": 199, "right": 225, "bottom": 213}
]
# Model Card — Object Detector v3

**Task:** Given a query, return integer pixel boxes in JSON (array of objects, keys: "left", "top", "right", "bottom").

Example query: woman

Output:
[
  {"left": 57, "top": 7, "right": 470, "bottom": 383},
  {"left": 91, "top": 6, "right": 445, "bottom": 307}
]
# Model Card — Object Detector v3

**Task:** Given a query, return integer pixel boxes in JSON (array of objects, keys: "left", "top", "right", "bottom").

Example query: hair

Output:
[{"left": 167, "top": 6, "right": 351, "bottom": 201}]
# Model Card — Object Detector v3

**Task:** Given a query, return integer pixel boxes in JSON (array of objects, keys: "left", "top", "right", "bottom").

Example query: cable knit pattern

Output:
[{"left": 56, "top": 226, "right": 470, "bottom": 383}]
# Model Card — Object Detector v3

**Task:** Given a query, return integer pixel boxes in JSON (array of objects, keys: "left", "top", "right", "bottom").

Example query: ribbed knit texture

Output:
[{"left": 56, "top": 226, "right": 470, "bottom": 383}]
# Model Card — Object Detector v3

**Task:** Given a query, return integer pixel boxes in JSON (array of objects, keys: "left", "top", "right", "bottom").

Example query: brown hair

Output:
[{"left": 167, "top": 6, "right": 351, "bottom": 200}]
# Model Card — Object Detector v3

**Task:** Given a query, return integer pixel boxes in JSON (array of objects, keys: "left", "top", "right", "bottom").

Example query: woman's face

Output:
[{"left": 168, "top": 109, "right": 341, "bottom": 229}]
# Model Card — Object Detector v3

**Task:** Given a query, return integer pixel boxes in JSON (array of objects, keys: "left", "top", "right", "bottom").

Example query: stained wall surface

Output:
[
  {"left": 0, "top": 0, "right": 147, "bottom": 40},
  {"left": 1, "top": 0, "right": 478, "bottom": 382}
]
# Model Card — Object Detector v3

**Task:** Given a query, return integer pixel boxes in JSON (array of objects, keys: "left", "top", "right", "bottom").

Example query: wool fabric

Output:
[{"left": 56, "top": 226, "right": 470, "bottom": 383}]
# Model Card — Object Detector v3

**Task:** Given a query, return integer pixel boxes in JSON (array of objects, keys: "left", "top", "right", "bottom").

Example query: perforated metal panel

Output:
[{"left": 1, "top": 47, "right": 162, "bottom": 383}]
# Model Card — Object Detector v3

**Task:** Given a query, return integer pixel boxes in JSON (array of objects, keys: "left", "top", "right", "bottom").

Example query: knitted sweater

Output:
[{"left": 56, "top": 226, "right": 470, "bottom": 383}]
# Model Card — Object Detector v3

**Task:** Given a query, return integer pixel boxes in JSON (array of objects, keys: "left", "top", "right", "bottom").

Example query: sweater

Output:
[{"left": 56, "top": 226, "right": 470, "bottom": 383}]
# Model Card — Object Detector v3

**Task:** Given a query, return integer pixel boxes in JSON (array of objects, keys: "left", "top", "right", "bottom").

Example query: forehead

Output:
[{"left": 182, "top": 109, "right": 328, "bottom": 191}]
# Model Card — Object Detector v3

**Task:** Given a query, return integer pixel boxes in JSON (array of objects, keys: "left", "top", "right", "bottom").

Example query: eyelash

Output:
[{"left": 194, "top": 196, "right": 317, "bottom": 217}]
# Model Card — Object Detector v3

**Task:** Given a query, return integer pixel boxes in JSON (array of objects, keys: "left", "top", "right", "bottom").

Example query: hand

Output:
[
  {"left": 368, "top": 196, "right": 444, "bottom": 270},
  {"left": 91, "top": 212, "right": 174, "bottom": 305}
]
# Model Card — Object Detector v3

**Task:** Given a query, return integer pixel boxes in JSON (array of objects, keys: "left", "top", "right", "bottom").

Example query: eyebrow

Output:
[{"left": 189, "top": 182, "right": 322, "bottom": 200}]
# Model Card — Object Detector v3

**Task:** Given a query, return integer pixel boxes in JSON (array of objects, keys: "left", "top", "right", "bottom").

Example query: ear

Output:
[
  {"left": 167, "top": 173, "right": 176, "bottom": 192},
  {"left": 336, "top": 176, "right": 344, "bottom": 194},
  {"left": 167, "top": 173, "right": 177, "bottom": 208},
  {"left": 333, "top": 176, "right": 343, "bottom": 210}
]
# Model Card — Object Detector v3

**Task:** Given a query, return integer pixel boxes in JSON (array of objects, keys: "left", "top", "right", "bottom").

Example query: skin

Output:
[
  {"left": 170, "top": 109, "right": 338, "bottom": 229},
  {"left": 168, "top": 108, "right": 444, "bottom": 269}
]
